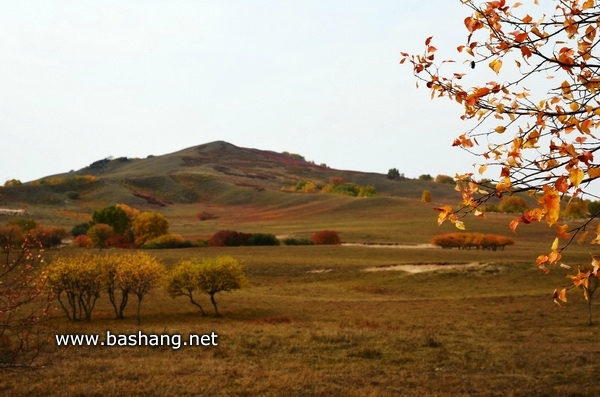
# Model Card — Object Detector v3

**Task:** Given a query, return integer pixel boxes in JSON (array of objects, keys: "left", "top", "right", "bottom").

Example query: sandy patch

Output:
[
  {"left": 363, "top": 262, "right": 486, "bottom": 273},
  {"left": 306, "top": 269, "right": 333, "bottom": 274}
]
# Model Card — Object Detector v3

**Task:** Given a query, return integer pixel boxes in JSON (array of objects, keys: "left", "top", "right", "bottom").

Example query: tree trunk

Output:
[
  {"left": 210, "top": 293, "right": 220, "bottom": 316},
  {"left": 136, "top": 295, "right": 143, "bottom": 325}
]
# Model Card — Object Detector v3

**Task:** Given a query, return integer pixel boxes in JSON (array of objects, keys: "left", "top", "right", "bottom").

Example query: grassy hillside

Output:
[{"left": 0, "top": 141, "right": 470, "bottom": 242}]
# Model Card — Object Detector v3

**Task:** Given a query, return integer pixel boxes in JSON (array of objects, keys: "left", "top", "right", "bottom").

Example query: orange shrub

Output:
[
  {"left": 73, "top": 234, "right": 92, "bottom": 248},
  {"left": 432, "top": 233, "right": 514, "bottom": 251},
  {"left": 310, "top": 230, "right": 341, "bottom": 245}
]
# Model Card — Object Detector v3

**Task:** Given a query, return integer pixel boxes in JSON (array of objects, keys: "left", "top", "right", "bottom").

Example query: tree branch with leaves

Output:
[{"left": 401, "top": 0, "right": 600, "bottom": 307}]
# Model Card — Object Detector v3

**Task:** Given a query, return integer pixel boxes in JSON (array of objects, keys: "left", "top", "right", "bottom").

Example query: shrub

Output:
[
  {"left": 311, "top": 230, "right": 341, "bottom": 245},
  {"left": 30, "top": 226, "right": 68, "bottom": 249},
  {"left": 196, "top": 211, "right": 218, "bottom": 221},
  {"left": 7, "top": 218, "right": 38, "bottom": 231},
  {"left": 142, "top": 234, "right": 195, "bottom": 249},
  {"left": 421, "top": 190, "right": 432, "bottom": 202},
  {"left": 105, "top": 234, "right": 135, "bottom": 249},
  {"left": 387, "top": 168, "right": 400, "bottom": 180},
  {"left": 71, "top": 222, "right": 91, "bottom": 237},
  {"left": 498, "top": 196, "right": 528, "bottom": 213},
  {"left": 432, "top": 233, "right": 514, "bottom": 251},
  {"left": 282, "top": 237, "right": 313, "bottom": 246},
  {"left": 73, "top": 234, "right": 92, "bottom": 248},
  {"left": 131, "top": 212, "right": 169, "bottom": 246},
  {"left": 435, "top": 174, "right": 455, "bottom": 184},
  {"left": 246, "top": 233, "right": 279, "bottom": 246},
  {"left": 208, "top": 230, "right": 250, "bottom": 247},
  {"left": 65, "top": 191, "right": 80, "bottom": 200},
  {"left": 0, "top": 225, "right": 24, "bottom": 251}
]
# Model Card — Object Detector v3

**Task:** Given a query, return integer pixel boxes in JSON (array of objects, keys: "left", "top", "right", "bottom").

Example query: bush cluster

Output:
[
  {"left": 208, "top": 230, "right": 279, "bottom": 247},
  {"left": 0, "top": 224, "right": 68, "bottom": 250},
  {"left": 431, "top": 233, "right": 514, "bottom": 251},
  {"left": 142, "top": 234, "right": 196, "bottom": 249}
]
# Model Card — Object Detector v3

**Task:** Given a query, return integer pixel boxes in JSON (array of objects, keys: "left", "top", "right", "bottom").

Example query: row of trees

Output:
[
  {"left": 0, "top": 218, "right": 68, "bottom": 251},
  {"left": 48, "top": 252, "right": 247, "bottom": 324},
  {"left": 432, "top": 233, "right": 514, "bottom": 251},
  {"left": 207, "top": 230, "right": 341, "bottom": 247}
]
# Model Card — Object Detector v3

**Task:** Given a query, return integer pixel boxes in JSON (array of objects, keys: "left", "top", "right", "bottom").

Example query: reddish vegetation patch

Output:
[
  {"left": 196, "top": 211, "right": 219, "bottom": 221},
  {"left": 55, "top": 210, "right": 91, "bottom": 221},
  {"left": 133, "top": 192, "right": 173, "bottom": 207}
]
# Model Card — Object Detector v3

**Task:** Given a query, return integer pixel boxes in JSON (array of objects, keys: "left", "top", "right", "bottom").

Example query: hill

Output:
[{"left": 0, "top": 141, "right": 513, "bottom": 243}]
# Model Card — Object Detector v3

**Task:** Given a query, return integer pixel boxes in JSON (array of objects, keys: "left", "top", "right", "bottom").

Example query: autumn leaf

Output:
[
  {"left": 489, "top": 59, "right": 502, "bottom": 74},
  {"left": 539, "top": 186, "right": 560, "bottom": 226},
  {"left": 569, "top": 167, "right": 584, "bottom": 187}
]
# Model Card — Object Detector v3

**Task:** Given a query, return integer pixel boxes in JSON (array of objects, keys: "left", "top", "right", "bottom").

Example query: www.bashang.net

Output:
[{"left": 55, "top": 331, "right": 218, "bottom": 350}]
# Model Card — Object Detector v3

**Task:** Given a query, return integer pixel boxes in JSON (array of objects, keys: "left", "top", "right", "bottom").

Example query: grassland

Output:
[
  {"left": 3, "top": 241, "right": 600, "bottom": 397},
  {"left": 3, "top": 142, "right": 600, "bottom": 395}
]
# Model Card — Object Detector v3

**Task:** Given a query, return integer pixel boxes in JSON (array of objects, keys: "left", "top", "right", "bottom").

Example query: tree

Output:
[
  {"left": 131, "top": 212, "right": 169, "bottom": 246},
  {"left": 387, "top": 168, "right": 401, "bottom": 179},
  {"left": 87, "top": 223, "right": 115, "bottom": 249},
  {"left": 92, "top": 205, "right": 130, "bottom": 235},
  {"left": 498, "top": 196, "right": 528, "bottom": 213},
  {"left": 164, "top": 260, "right": 208, "bottom": 316},
  {"left": 1, "top": 226, "right": 54, "bottom": 368},
  {"left": 117, "top": 252, "right": 164, "bottom": 325},
  {"left": 421, "top": 190, "right": 432, "bottom": 203},
  {"left": 401, "top": 0, "right": 600, "bottom": 306},
  {"left": 48, "top": 253, "right": 103, "bottom": 321}
]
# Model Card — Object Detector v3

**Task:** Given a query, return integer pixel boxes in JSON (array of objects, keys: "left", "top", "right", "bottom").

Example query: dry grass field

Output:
[
  {"left": 3, "top": 244, "right": 600, "bottom": 397},
  {"left": 3, "top": 143, "right": 600, "bottom": 395}
]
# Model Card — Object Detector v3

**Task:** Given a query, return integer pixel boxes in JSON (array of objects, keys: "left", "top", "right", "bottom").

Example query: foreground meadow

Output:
[{"left": 3, "top": 245, "right": 600, "bottom": 396}]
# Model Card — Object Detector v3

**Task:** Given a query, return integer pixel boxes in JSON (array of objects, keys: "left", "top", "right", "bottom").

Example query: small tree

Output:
[
  {"left": 164, "top": 260, "right": 207, "bottom": 316},
  {"left": 87, "top": 223, "right": 114, "bottom": 248},
  {"left": 197, "top": 256, "right": 247, "bottom": 316},
  {"left": 131, "top": 212, "right": 169, "bottom": 246},
  {"left": 1, "top": 227, "right": 54, "bottom": 368},
  {"left": 48, "top": 253, "right": 103, "bottom": 321},
  {"left": 387, "top": 168, "right": 400, "bottom": 180},
  {"left": 420, "top": 190, "right": 432, "bottom": 203},
  {"left": 117, "top": 252, "right": 165, "bottom": 325}
]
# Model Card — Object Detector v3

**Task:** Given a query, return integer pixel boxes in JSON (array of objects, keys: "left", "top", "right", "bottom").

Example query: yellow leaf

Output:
[
  {"left": 570, "top": 102, "right": 579, "bottom": 112},
  {"left": 569, "top": 167, "right": 584, "bottom": 187},
  {"left": 551, "top": 237, "right": 559, "bottom": 251},
  {"left": 478, "top": 164, "right": 488, "bottom": 175},
  {"left": 588, "top": 167, "right": 600, "bottom": 179},
  {"left": 489, "top": 59, "right": 502, "bottom": 74},
  {"left": 454, "top": 221, "right": 466, "bottom": 230},
  {"left": 495, "top": 126, "right": 506, "bottom": 133}
]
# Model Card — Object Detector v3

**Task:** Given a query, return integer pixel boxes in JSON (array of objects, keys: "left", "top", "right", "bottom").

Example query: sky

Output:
[{"left": 0, "top": 0, "right": 483, "bottom": 184}]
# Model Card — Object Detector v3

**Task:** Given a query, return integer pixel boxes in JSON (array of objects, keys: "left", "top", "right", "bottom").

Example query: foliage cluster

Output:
[
  {"left": 48, "top": 252, "right": 165, "bottom": 324},
  {"left": 310, "top": 230, "right": 341, "bottom": 245},
  {"left": 431, "top": 233, "right": 514, "bottom": 251},
  {"left": 1, "top": 221, "right": 68, "bottom": 251},
  {"left": 0, "top": 228, "right": 53, "bottom": 369},
  {"left": 208, "top": 230, "right": 279, "bottom": 247},
  {"left": 164, "top": 256, "right": 248, "bottom": 316},
  {"left": 142, "top": 233, "right": 196, "bottom": 249},
  {"left": 291, "top": 177, "right": 377, "bottom": 197},
  {"left": 401, "top": 0, "right": 600, "bottom": 300}
]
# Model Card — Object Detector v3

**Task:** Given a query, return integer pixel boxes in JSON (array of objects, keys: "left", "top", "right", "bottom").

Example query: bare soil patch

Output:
[{"left": 363, "top": 261, "right": 487, "bottom": 273}]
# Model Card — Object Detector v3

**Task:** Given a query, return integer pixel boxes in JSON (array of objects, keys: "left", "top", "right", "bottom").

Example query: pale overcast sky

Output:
[{"left": 1, "top": 0, "right": 481, "bottom": 184}]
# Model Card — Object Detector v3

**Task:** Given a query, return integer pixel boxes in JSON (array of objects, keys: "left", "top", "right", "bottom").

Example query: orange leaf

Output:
[
  {"left": 554, "top": 176, "right": 569, "bottom": 193},
  {"left": 539, "top": 186, "right": 560, "bottom": 226},
  {"left": 588, "top": 167, "right": 600, "bottom": 179}
]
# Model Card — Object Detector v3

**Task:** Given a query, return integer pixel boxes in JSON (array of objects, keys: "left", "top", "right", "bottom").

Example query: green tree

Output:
[
  {"left": 387, "top": 168, "right": 400, "bottom": 180},
  {"left": 131, "top": 212, "right": 169, "bottom": 246},
  {"left": 92, "top": 205, "right": 130, "bottom": 235}
]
